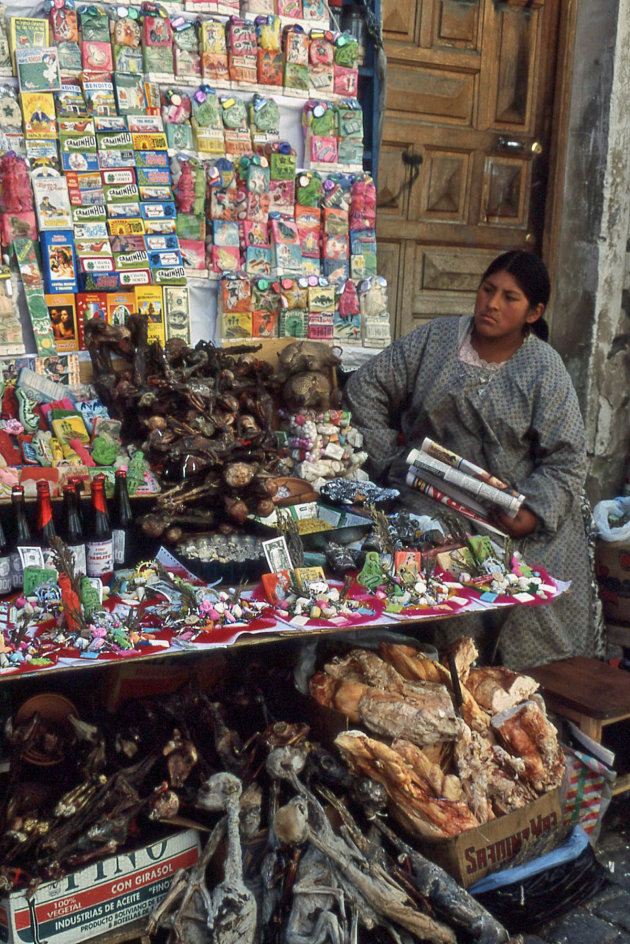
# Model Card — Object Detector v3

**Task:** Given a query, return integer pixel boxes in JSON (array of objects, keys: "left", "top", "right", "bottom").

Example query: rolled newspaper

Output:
[
  {"left": 405, "top": 470, "right": 507, "bottom": 537},
  {"left": 420, "top": 438, "right": 523, "bottom": 497},
  {"left": 407, "top": 448, "right": 524, "bottom": 519}
]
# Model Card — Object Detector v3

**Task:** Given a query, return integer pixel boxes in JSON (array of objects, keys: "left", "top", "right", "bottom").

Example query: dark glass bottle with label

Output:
[
  {"left": 10, "top": 485, "right": 32, "bottom": 590},
  {"left": 61, "top": 484, "right": 87, "bottom": 576},
  {"left": 35, "top": 481, "right": 57, "bottom": 568},
  {"left": 86, "top": 475, "right": 113, "bottom": 581},
  {"left": 70, "top": 477, "right": 85, "bottom": 532},
  {"left": 0, "top": 517, "right": 11, "bottom": 596},
  {"left": 112, "top": 469, "right": 133, "bottom": 567}
]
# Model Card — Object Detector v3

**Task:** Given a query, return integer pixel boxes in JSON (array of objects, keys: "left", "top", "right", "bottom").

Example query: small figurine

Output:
[
  {"left": 0, "top": 153, "right": 34, "bottom": 213},
  {"left": 173, "top": 161, "right": 195, "bottom": 215}
]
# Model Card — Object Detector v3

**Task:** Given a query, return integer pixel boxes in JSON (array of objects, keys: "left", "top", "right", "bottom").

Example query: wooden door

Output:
[{"left": 376, "top": 0, "right": 561, "bottom": 338}]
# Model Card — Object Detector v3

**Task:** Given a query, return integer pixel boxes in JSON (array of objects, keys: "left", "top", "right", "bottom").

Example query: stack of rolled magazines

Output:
[{"left": 406, "top": 438, "right": 525, "bottom": 534}]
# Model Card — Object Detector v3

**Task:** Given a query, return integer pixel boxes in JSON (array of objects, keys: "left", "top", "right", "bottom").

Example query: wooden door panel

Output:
[
  {"left": 402, "top": 245, "right": 501, "bottom": 324},
  {"left": 377, "top": 0, "right": 560, "bottom": 338},
  {"left": 481, "top": 156, "right": 530, "bottom": 226},
  {"left": 383, "top": 0, "right": 419, "bottom": 41},
  {"left": 430, "top": 1, "right": 481, "bottom": 49},
  {"left": 385, "top": 62, "right": 476, "bottom": 122},
  {"left": 421, "top": 148, "right": 472, "bottom": 221},
  {"left": 375, "top": 240, "right": 403, "bottom": 334},
  {"left": 491, "top": 7, "right": 543, "bottom": 130},
  {"left": 377, "top": 138, "right": 413, "bottom": 222}
]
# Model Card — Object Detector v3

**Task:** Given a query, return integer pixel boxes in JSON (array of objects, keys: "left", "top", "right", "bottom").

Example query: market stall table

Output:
[{"left": 0, "top": 568, "right": 569, "bottom": 682}]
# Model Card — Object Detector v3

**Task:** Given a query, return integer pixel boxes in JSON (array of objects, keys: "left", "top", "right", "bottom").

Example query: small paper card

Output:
[{"left": 262, "top": 535, "right": 293, "bottom": 573}]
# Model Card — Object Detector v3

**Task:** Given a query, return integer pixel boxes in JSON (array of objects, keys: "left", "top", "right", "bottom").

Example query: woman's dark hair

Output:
[{"left": 481, "top": 250, "right": 551, "bottom": 341}]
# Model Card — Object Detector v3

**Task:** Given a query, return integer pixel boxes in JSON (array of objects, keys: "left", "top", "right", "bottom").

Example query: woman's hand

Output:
[{"left": 489, "top": 506, "right": 539, "bottom": 538}]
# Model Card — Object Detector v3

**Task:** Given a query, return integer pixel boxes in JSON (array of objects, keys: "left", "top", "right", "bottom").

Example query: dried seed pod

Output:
[
  {"left": 255, "top": 499, "right": 275, "bottom": 518},
  {"left": 219, "top": 393, "right": 240, "bottom": 414},
  {"left": 254, "top": 477, "right": 279, "bottom": 498},
  {"left": 239, "top": 414, "right": 260, "bottom": 434},
  {"left": 218, "top": 522, "right": 237, "bottom": 535},
  {"left": 223, "top": 462, "right": 256, "bottom": 489},
  {"left": 225, "top": 496, "right": 250, "bottom": 525},
  {"left": 147, "top": 415, "right": 167, "bottom": 431},
  {"left": 164, "top": 526, "right": 184, "bottom": 544},
  {"left": 140, "top": 514, "right": 167, "bottom": 538}
]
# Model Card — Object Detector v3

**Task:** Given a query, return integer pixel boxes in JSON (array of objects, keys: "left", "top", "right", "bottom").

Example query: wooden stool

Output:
[{"left": 525, "top": 655, "right": 630, "bottom": 795}]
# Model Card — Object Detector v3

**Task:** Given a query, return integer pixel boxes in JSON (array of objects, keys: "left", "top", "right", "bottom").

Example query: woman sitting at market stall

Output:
[{"left": 343, "top": 250, "right": 603, "bottom": 669}]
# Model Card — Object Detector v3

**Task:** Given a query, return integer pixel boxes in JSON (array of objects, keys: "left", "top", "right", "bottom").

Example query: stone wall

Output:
[{"left": 551, "top": 0, "right": 630, "bottom": 504}]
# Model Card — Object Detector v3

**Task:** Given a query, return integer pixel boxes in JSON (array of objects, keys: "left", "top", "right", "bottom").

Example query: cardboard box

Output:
[
  {"left": 595, "top": 539, "right": 630, "bottom": 623},
  {"left": 300, "top": 693, "right": 563, "bottom": 890},
  {"left": 0, "top": 829, "right": 200, "bottom": 944},
  {"left": 421, "top": 787, "right": 561, "bottom": 888}
]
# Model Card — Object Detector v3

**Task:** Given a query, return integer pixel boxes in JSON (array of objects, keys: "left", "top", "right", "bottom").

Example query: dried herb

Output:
[{"left": 276, "top": 509, "right": 304, "bottom": 569}]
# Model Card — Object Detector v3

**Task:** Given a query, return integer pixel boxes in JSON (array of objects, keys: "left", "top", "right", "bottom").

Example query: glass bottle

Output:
[
  {"left": 0, "top": 516, "right": 11, "bottom": 595},
  {"left": 10, "top": 485, "right": 33, "bottom": 590},
  {"left": 35, "top": 481, "right": 57, "bottom": 568},
  {"left": 70, "top": 477, "right": 85, "bottom": 532},
  {"left": 340, "top": 5, "right": 367, "bottom": 64},
  {"left": 86, "top": 475, "right": 113, "bottom": 581},
  {"left": 112, "top": 469, "right": 133, "bottom": 568},
  {"left": 61, "top": 484, "right": 87, "bottom": 576}
]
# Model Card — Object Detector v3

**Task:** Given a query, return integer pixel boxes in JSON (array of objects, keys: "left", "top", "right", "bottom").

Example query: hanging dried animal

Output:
[{"left": 84, "top": 318, "right": 282, "bottom": 536}]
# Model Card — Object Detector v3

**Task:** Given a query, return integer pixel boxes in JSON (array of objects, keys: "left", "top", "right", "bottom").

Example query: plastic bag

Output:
[
  {"left": 470, "top": 826, "right": 608, "bottom": 932},
  {"left": 593, "top": 496, "right": 630, "bottom": 542},
  {"left": 562, "top": 744, "right": 616, "bottom": 844}
]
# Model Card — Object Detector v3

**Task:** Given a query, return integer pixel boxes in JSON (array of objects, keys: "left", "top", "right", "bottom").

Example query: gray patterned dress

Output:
[{"left": 344, "top": 315, "right": 601, "bottom": 670}]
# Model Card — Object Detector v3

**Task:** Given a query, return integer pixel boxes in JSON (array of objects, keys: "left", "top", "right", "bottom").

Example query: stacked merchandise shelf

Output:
[{"left": 0, "top": 0, "right": 391, "bottom": 356}]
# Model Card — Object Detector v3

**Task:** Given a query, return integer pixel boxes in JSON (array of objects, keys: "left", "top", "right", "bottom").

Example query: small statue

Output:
[
  {"left": 173, "top": 161, "right": 195, "bottom": 215},
  {"left": 0, "top": 153, "right": 34, "bottom": 214},
  {"left": 356, "top": 549, "right": 385, "bottom": 590}
]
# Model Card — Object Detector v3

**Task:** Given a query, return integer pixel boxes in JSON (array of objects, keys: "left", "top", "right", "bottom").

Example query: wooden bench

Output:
[{"left": 525, "top": 655, "right": 630, "bottom": 795}]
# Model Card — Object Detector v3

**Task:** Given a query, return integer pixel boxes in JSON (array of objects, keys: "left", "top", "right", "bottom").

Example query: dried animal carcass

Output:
[
  {"left": 276, "top": 340, "right": 341, "bottom": 411},
  {"left": 196, "top": 773, "right": 257, "bottom": 944},
  {"left": 335, "top": 730, "right": 480, "bottom": 840},
  {"left": 311, "top": 640, "right": 565, "bottom": 846},
  {"left": 310, "top": 648, "right": 464, "bottom": 746},
  {"left": 85, "top": 319, "right": 282, "bottom": 535},
  {"left": 266, "top": 745, "right": 458, "bottom": 944},
  {"left": 491, "top": 699, "right": 565, "bottom": 793}
]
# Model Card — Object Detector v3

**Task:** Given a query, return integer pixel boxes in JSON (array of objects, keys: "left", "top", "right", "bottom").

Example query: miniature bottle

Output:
[
  {"left": 61, "top": 484, "right": 87, "bottom": 576},
  {"left": 0, "top": 516, "right": 11, "bottom": 596},
  {"left": 111, "top": 469, "right": 133, "bottom": 568},
  {"left": 10, "top": 485, "right": 32, "bottom": 590},
  {"left": 35, "top": 481, "right": 58, "bottom": 568},
  {"left": 86, "top": 475, "right": 113, "bottom": 581}
]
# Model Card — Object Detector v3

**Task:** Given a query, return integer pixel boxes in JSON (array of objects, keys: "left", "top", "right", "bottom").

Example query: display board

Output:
[{"left": 0, "top": 0, "right": 391, "bottom": 369}]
